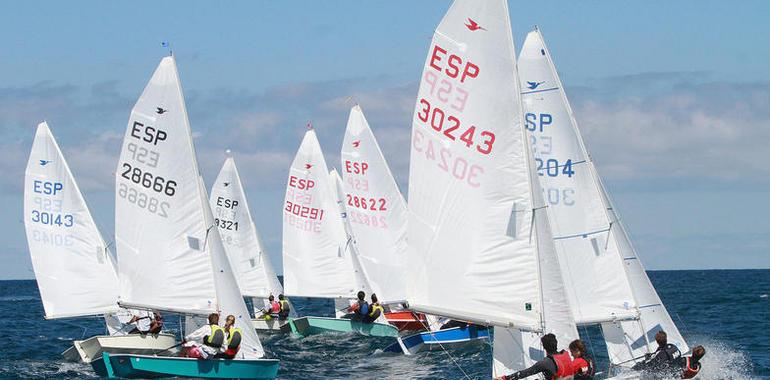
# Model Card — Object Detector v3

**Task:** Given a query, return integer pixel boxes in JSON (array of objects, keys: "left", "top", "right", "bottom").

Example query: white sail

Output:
[
  {"left": 115, "top": 56, "right": 216, "bottom": 314},
  {"left": 329, "top": 169, "right": 375, "bottom": 297},
  {"left": 517, "top": 29, "right": 689, "bottom": 364},
  {"left": 24, "top": 122, "right": 120, "bottom": 319},
  {"left": 493, "top": 101, "right": 579, "bottom": 376},
  {"left": 406, "top": 0, "right": 542, "bottom": 331},
  {"left": 600, "top": 181, "right": 689, "bottom": 365},
  {"left": 282, "top": 129, "right": 360, "bottom": 299},
  {"left": 202, "top": 178, "right": 265, "bottom": 359},
  {"left": 210, "top": 156, "right": 283, "bottom": 300},
  {"left": 340, "top": 105, "right": 408, "bottom": 304},
  {"left": 518, "top": 29, "right": 638, "bottom": 324}
]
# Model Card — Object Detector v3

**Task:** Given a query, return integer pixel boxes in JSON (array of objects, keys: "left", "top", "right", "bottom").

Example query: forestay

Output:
[
  {"left": 406, "top": 0, "right": 541, "bottom": 331},
  {"left": 115, "top": 56, "right": 216, "bottom": 314},
  {"left": 24, "top": 122, "right": 120, "bottom": 319},
  {"left": 210, "top": 157, "right": 283, "bottom": 300},
  {"left": 518, "top": 29, "right": 638, "bottom": 324},
  {"left": 282, "top": 129, "right": 360, "bottom": 299},
  {"left": 340, "top": 105, "right": 408, "bottom": 304}
]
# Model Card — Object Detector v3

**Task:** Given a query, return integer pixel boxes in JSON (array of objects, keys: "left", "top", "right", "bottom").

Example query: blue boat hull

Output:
[
  {"left": 384, "top": 325, "right": 489, "bottom": 354},
  {"left": 101, "top": 352, "right": 279, "bottom": 379}
]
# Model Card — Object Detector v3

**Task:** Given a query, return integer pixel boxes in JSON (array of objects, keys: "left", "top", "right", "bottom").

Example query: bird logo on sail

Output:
[
  {"left": 352, "top": 140, "right": 361, "bottom": 148},
  {"left": 39, "top": 160, "right": 51, "bottom": 166},
  {"left": 305, "top": 163, "right": 313, "bottom": 170},
  {"left": 465, "top": 18, "right": 485, "bottom": 31},
  {"left": 526, "top": 81, "right": 545, "bottom": 90},
  {"left": 156, "top": 107, "right": 168, "bottom": 114},
  {"left": 223, "top": 182, "right": 230, "bottom": 187}
]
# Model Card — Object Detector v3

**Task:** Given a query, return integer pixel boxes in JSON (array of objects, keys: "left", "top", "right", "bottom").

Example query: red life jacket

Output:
[
  {"left": 681, "top": 357, "right": 700, "bottom": 379},
  {"left": 270, "top": 301, "right": 281, "bottom": 313},
  {"left": 551, "top": 350, "right": 574, "bottom": 379}
]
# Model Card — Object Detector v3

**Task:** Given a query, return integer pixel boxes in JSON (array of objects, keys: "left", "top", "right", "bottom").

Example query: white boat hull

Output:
[
  {"left": 61, "top": 333, "right": 177, "bottom": 363},
  {"left": 251, "top": 318, "right": 289, "bottom": 331}
]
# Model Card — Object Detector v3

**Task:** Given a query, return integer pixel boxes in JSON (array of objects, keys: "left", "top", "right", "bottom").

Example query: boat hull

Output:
[
  {"left": 384, "top": 311, "right": 427, "bottom": 331},
  {"left": 61, "top": 333, "right": 177, "bottom": 363},
  {"left": 287, "top": 316, "right": 399, "bottom": 337},
  {"left": 251, "top": 317, "right": 289, "bottom": 331},
  {"left": 101, "top": 353, "right": 279, "bottom": 379},
  {"left": 384, "top": 325, "right": 489, "bottom": 354}
]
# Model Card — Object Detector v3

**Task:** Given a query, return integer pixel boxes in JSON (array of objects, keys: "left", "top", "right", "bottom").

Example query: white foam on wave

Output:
[{"left": 689, "top": 338, "right": 755, "bottom": 380}]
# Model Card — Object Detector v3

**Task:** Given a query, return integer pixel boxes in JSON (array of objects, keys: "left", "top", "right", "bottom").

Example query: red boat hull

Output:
[{"left": 384, "top": 311, "right": 427, "bottom": 332}]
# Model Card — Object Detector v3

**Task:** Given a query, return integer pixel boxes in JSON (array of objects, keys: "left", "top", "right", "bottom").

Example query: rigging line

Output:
[{"left": 412, "top": 317, "right": 473, "bottom": 380}]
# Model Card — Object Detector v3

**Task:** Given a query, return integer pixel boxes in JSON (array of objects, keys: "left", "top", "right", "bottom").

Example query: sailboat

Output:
[
  {"left": 281, "top": 127, "right": 398, "bottom": 337},
  {"left": 339, "top": 105, "right": 427, "bottom": 331},
  {"left": 518, "top": 27, "right": 690, "bottom": 373},
  {"left": 100, "top": 55, "right": 279, "bottom": 379},
  {"left": 401, "top": 0, "right": 580, "bottom": 375},
  {"left": 24, "top": 122, "right": 176, "bottom": 366},
  {"left": 209, "top": 155, "right": 296, "bottom": 331}
]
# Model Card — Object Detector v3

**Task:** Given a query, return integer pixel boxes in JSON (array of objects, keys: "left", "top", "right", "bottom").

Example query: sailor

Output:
[
  {"left": 568, "top": 339, "right": 596, "bottom": 380},
  {"left": 147, "top": 311, "right": 163, "bottom": 334},
  {"left": 126, "top": 310, "right": 153, "bottom": 334},
  {"left": 183, "top": 313, "right": 225, "bottom": 359},
  {"left": 495, "top": 333, "right": 573, "bottom": 380},
  {"left": 675, "top": 345, "right": 705, "bottom": 379},
  {"left": 347, "top": 291, "right": 369, "bottom": 321},
  {"left": 631, "top": 330, "right": 681, "bottom": 376},
  {"left": 278, "top": 294, "right": 291, "bottom": 320},
  {"left": 363, "top": 293, "right": 384, "bottom": 324},
  {"left": 261, "top": 295, "right": 281, "bottom": 320},
  {"left": 216, "top": 314, "right": 242, "bottom": 359}
]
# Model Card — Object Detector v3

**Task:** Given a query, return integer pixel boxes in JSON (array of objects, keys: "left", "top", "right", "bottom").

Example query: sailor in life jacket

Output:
[
  {"left": 495, "top": 333, "right": 574, "bottom": 380},
  {"left": 673, "top": 345, "right": 705, "bottom": 379},
  {"left": 217, "top": 314, "right": 243, "bottom": 359},
  {"left": 277, "top": 294, "right": 291, "bottom": 320},
  {"left": 363, "top": 293, "right": 384, "bottom": 324},
  {"left": 347, "top": 291, "right": 370, "bottom": 321},
  {"left": 262, "top": 295, "right": 281, "bottom": 320},
  {"left": 568, "top": 339, "right": 596, "bottom": 380},
  {"left": 631, "top": 330, "right": 682, "bottom": 375},
  {"left": 183, "top": 313, "right": 225, "bottom": 359}
]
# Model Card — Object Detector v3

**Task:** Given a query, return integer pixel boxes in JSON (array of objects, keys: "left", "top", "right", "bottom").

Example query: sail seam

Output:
[
  {"left": 521, "top": 87, "right": 559, "bottom": 95},
  {"left": 553, "top": 227, "right": 611, "bottom": 240}
]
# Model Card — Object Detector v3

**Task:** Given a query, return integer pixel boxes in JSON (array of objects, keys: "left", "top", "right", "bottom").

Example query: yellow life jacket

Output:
[
  {"left": 368, "top": 303, "right": 384, "bottom": 318},
  {"left": 279, "top": 300, "right": 290, "bottom": 312},
  {"left": 206, "top": 324, "right": 225, "bottom": 347},
  {"left": 226, "top": 327, "right": 243, "bottom": 349}
]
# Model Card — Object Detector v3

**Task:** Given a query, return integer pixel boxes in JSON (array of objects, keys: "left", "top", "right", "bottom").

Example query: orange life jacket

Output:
[
  {"left": 551, "top": 350, "right": 574, "bottom": 379},
  {"left": 681, "top": 357, "right": 701, "bottom": 379}
]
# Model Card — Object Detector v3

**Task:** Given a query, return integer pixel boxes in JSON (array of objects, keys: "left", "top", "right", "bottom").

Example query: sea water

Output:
[{"left": 1, "top": 269, "right": 767, "bottom": 379}]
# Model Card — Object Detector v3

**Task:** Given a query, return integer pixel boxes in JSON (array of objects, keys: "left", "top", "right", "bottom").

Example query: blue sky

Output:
[{"left": 2, "top": 1, "right": 769, "bottom": 279}]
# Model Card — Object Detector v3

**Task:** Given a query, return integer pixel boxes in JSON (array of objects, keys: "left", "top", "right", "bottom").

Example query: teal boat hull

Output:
[
  {"left": 287, "top": 316, "right": 399, "bottom": 337},
  {"left": 101, "top": 352, "right": 279, "bottom": 379}
]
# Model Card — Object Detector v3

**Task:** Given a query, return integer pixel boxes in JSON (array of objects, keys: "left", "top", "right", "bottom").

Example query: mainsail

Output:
[
  {"left": 24, "top": 122, "right": 120, "bottom": 319},
  {"left": 518, "top": 28, "right": 688, "bottom": 365},
  {"left": 405, "top": 0, "right": 577, "bottom": 376},
  {"left": 116, "top": 56, "right": 264, "bottom": 358},
  {"left": 210, "top": 156, "right": 284, "bottom": 300},
  {"left": 282, "top": 129, "right": 365, "bottom": 299},
  {"left": 340, "top": 105, "right": 408, "bottom": 304},
  {"left": 115, "top": 56, "right": 216, "bottom": 314}
]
